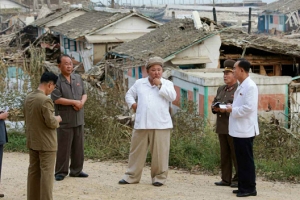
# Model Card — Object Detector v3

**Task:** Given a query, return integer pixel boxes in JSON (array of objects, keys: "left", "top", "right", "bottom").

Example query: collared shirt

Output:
[
  {"left": 229, "top": 76, "right": 260, "bottom": 138},
  {"left": 51, "top": 73, "right": 86, "bottom": 128},
  {"left": 126, "top": 77, "right": 176, "bottom": 129}
]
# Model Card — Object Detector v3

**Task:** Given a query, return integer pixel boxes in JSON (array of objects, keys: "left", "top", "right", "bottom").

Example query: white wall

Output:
[
  {"left": 0, "top": 0, "right": 27, "bottom": 12},
  {"left": 174, "top": 35, "right": 221, "bottom": 68},
  {"left": 95, "top": 16, "right": 155, "bottom": 35}
]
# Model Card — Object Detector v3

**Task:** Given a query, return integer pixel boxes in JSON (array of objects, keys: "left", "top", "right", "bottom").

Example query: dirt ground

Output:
[{"left": 1, "top": 152, "right": 300, "bottom": 200}]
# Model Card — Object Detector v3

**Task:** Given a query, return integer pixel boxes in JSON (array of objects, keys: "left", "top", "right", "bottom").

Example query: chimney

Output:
[{"left": 192, "top": 11, "right": 202, "bottom": 29}]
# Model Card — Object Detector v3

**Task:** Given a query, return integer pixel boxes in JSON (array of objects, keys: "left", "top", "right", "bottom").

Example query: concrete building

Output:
[
  {"left": 258, "top": 0, "right": 300, "bottom": 33},
  {"left": 52, "top": 10, "right": 162, "bottom": 71},
  {"left": 171, "top": 68, "right": 291, "bottom": 126}
]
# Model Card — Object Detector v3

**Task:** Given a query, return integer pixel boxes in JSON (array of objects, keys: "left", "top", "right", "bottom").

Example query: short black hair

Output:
[
  {"left": 40, "top": 72, "right": 58, "bottom": 84},
  {"left": 57, "top": 54, "right": 71, "bottom": 64},
  {"left": 237, "top": 59, "right": 251, "bottom": 73}
]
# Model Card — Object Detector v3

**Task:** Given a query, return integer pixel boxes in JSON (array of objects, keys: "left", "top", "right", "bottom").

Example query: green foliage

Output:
[
  {"left": 4, "top": 130, "right": 28, "bottom": 153},
  {"left": 83, "top": 85, "right": 131, "bottom": 160},
  {"left": 170, "top": 101, "right": 220, "bottom": 173},
  {"left": 254, "top": 116, "right": 300, "bottom": 182}
]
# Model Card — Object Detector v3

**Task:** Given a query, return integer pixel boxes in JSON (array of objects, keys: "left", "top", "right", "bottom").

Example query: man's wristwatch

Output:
[{"left": 157, "top": 83, "right": 162, "bottom": 89}]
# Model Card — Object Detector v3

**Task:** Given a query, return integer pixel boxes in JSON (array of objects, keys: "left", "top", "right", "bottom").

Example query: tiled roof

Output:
[
  {"left": 110, "top": 18, "right": 221, "bottom": 65},
  {"left": 51, "top": 11, "right": 134, "bottom": 39},
  {"left": 261, "top": 0, "right": 300, "bottom": 14},
  {"left": 220, "top": 28, "right": 300, "bottom": 58},
  {"left": 7, "top": 0, "right": 29, "bottom": 9},
  {"left": 32, "top": 8, "right": 87, "bottom": 27}
]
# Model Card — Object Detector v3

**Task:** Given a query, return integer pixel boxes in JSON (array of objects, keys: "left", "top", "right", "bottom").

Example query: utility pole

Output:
[
  {"left": 111, "top": 0, "right": 115, "bottom": 8},
  {"left": 213, "top": 0, "right": 217, "bottom": 23},
  {"left": 47, "top": 0, "right": 51, "bottom": 9}
]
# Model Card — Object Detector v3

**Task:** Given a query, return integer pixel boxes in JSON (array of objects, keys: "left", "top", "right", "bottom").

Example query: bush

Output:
[{"left": 4, "top": 130, "right": 27, "bottom": 153}]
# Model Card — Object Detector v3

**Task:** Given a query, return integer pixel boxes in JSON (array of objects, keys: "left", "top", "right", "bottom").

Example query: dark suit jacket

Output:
[
  {"left": 212, "top": 83, "right": 238, "bottom": 134},
  {"left": 0, "top": 120, "right": 8, "bottom": 145}
]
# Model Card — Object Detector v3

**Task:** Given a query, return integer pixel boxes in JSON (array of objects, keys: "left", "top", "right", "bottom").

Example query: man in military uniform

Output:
[{"left": 212, "top": 60, "right": 238, "bottom": 188}]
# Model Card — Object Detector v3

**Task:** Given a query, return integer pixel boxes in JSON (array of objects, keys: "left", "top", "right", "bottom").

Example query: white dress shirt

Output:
[
  {"left": 125, "top": 77, "right": 176, "bottom": 129},
  {"left": 229, "top": 76, "right": 260, "bottom": 138}
]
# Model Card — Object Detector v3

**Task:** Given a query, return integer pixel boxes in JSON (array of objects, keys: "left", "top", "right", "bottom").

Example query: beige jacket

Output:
[{"left": 24, "top": 90, "right": 59, "bottom": 151}]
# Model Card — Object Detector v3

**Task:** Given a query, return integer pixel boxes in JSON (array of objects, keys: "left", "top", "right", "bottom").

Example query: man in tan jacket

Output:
[{"left": 24, "top": 72, "right": 62, "bottom": 200}]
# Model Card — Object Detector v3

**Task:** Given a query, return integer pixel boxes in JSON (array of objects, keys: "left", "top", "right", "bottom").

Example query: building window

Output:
[
  {"left": 270, "top": 15, "right": 273, "bottom": 24},
  {"left": 64, "top": 38, "right": 69, "bottom": 49},
  {"left": 180, "top": 88, "right": 188, "bottom": 109},
  {"left": 279, "top": 16, "right": 285, "bottom": 24},
  {"left": 69, "top": 40, "right": 77, "bottom": 51},
  {"left": 132, "top": 68, "right": 136, "bottom": 78},
  {"left": 138, "top": 67, "right": 142, "bottom": 79},
  {"left": 193, "top": 88, "right": 198, "bottom": 103}
]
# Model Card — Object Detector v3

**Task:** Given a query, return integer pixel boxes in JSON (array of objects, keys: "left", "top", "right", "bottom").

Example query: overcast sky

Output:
[{"left": 91, "top": 0, "right": 277, "bottom": 6}]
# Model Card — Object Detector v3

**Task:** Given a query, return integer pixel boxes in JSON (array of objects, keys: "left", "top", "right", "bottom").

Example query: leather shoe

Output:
[
  {"left": 70, "top": 172, "right": 89, "bottom": 178},
  {"left": 55, "top": 175, "right": 65, "bottom": 181},
  {"left": 118, "top": 179, "right": 129, "bottom": 184},
  {"left": 152, "top": 182, "right": 163, "bottom": 187},
  {"left": 231, "top": 183, "right": 238, "bottom": 188},
  {"left": 237, "top": 191, "right": 257, "bottom": 197},
  {"left": 0, "top": 194, "right": 4, "bottom": 198},
  {"left": 214, "top": 181, "right": 230, "bottom": 186},
  {"left": 233, "top": 190, "right": 239, "bottom": 194}
]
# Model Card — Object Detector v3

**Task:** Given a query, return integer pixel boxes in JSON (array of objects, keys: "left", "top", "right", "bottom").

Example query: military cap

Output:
[{"left": 223, "top": 59, "right": 236, "bottom": 72}]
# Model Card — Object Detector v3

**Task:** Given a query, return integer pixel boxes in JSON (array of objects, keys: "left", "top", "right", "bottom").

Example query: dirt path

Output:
[{"left": 1, "top": 152, "right": 299, "bottom": 200}]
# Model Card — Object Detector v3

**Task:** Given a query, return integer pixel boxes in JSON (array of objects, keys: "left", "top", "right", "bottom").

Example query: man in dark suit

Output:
[
  {"left": 212, "top": 60, "right": 238, "bottom": 188},
  {"left": 51, "top": 54, "right": 88, "bottom": 181},
  {"left": 0, "top": 108, "right": 8, "bottom": 198}
]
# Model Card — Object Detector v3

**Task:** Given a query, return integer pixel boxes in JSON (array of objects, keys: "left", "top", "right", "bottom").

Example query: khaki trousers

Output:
[
  {"left": 27, "top": 149, "right": 56, "bottom": 200},
  {"left": 123, "top": 129, "right": 170, "bottom": 184}
]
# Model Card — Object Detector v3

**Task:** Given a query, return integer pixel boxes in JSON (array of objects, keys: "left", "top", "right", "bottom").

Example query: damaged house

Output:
[
  {"left": 258, "top": 0, "right": 300, "bottom": 33},
  {"left": 106, "top": 15, "right": 300, "bottom": 126},
  {"left": 51, "top": 10, "right": 162, "bottom": 71},
  {"left": 0, "top": 0, "right": 30, "bottom": 32},
  {"left": 31, "top": 8, "right": 89, "bottom": 37}
]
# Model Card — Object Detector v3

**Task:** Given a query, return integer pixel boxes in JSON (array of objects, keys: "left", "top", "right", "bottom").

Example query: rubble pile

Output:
[
  {"left": 23, "top": 33, "right": 61, "bottom": 61},
  {"left": 81, "top": 63, "right": 105, "bottom": 89}
]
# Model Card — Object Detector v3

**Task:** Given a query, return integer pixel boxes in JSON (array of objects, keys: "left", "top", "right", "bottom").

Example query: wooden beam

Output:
[
  {"left": 274, "top": 65, "right": 282, "bottom": 76},
  {"left": 260, "top": 65, "right": 267, "bottom": 75}
]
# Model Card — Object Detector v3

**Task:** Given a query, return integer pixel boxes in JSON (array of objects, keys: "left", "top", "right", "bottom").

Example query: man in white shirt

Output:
[
  {"left": 225, "top": 59, "right": 259, "bottom": 197},
  {"left": 118, "top": 57, "right": 176, "bottom": 187}
]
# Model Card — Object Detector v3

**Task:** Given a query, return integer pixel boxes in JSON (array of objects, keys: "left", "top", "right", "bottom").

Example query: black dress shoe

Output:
[
  {"left": 236, "top": 191, "right": 257, "bottom": 197},
  {"left": 118, "top": 179, "right": 129, "bottom": 184},
  {"left": 55, "top": 175, "right": 65, "bottom": 181},
  {"left": 233, "top": 190, "right": 239, "bottom": 194},
  {"left": 0, "top": 194, "right": 4, "bottom": 198},
  {"left": 152, "top": 182, "right": 163, "bottom": 187},
  {"left": 70, "top": 172, "right": 89, "bottom": 178},
  {"left": 214, "top": 181, "right": 230, "bottom": 186}
]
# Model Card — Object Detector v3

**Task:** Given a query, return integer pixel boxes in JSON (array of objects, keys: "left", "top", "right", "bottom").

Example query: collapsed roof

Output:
[{"left": 261, "top": 0, "right": 300, "bottom": 14}]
